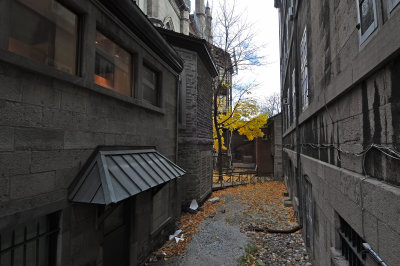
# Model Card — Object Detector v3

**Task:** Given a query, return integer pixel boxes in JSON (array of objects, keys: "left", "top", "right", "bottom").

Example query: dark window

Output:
[
  {"left": 0, "top": 212, "right": 59, "bottom": 266},
  {"left": 102, "top": 203, "right": 129, "bottom": 266},
  {"left": 357, "top": 0, "right": 377, "bottom": 43},
  {"left": 143, "top": 65, "right": 159, "bottom": 105},
  {"left": 152, "top": 184, "right": 170, "bottom": 232},
  {"left": 94, "top": 31, "right": 132, "bottom": 97},
  {"left": 303, "top": 177, "right": 313, "bottom": 249},
  {"left": 300, "top": 27, "right": 308, "bottom": 110},
  {"left": 338, "top": 216, "right": 366, "bottom": 266},
  {"left": 8, "top": 0, "right": 78, "bottom": 75}
]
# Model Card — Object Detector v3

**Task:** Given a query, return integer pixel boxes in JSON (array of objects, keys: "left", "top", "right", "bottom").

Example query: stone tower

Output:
[
  {"left": 205, "top": 1, "right": 212, "bottom": 43},
  {"left": 195, "top": 0, "right": 206, "bottom": 36}
]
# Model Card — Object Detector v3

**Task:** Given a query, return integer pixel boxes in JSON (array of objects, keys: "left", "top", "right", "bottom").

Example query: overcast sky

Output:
[{"left": 191, "top": 0, "right": 281, "bottom": 100}]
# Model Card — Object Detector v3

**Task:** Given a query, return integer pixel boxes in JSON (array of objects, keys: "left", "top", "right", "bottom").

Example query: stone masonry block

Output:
[
  {"left": 0, "top": 151, "right": 30, "bottom": 177},
  {"left": 0, "top": 178, "right": 9, "bottom": 202},
  {"left": 10, "top": 172, "right": 55, "bottom": 199},
  {"left": 64, "top": 131, "right": 105, "bottom": 149},
  {"left": 377, "top": 221, "right": 400, "bottom": 266},
  {"left": 0, "top": 100, "right": 42, "bottom": 128},
  {"left": 31, "top": 150, "right": 75, "bottom": 173},
  {"left": 339, "top": 168, "right": 361, "bottom": 205},
  {"left": 362, "top": 178, "right": 400, "bottom": 235},
  {"left": 41, "top": 108, "right": 89, "bottom": 131},
  {"left": 15, "top": 127, "right": 64, "bottom": 150},
  {"left": 0, "top": 127, "right": 14, "bottom": 152},
  {"left": 61, "top": 87, "right": 87, "bottom": 114},
  {"left": 362, "top": 210, "right": 378, "bottom": 251},
  {"left": 55, "top": 166, "right": 80, "bottom": 189},
  {"left": 21, "top": 74, "right": 61, "bottom": 109},
  {"left": 0, "top": 70, "right": 22, "bottom": 102},
  {"left": 339, "top": 116, "right": 361, "bottom": 143}
]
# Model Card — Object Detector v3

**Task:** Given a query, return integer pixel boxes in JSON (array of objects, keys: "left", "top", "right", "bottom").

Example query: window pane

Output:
[
  {"left": 9, "top": 0, "right": 78, "bottom": 75},
  {"left": 94, "top": 31, "right": 132, "bottom": 97},
  {"left": 360, "top": 0, "right": 375, "bottom": 35},
  {"left": 143, "top": 65, "right": 158, "bottom": 105}
]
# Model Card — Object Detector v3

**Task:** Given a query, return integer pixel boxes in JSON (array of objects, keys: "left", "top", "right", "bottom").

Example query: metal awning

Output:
[{"left": 69, "top": 149, "right": 185, "bottom": 205}]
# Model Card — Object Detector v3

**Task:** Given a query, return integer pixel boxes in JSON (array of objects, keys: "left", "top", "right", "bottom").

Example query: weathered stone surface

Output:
[
  {"left": 10, "top": 172, "right": 55, "bottom": 199},
  {"left": 0, "top": 151, "right": 30, "bottom": 177},
  {"left": 0, "top": 126, "right": 14, "bottom": 152},
  {"left": 15, "top": 127, "right": 64, "bottom": 150}
]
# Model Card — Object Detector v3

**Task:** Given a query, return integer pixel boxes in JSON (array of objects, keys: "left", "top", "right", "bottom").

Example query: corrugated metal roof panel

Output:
[{"left": 69, "top": 149, "right": 186, "bottom": 205}]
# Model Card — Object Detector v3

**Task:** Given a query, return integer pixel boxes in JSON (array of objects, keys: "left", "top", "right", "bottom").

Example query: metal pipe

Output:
[
  {"left": 175, "top": 74, "right": 182, "bottom": 163},
  {"left": 362, "top": 243, "right": 388, "bottom": 266}
]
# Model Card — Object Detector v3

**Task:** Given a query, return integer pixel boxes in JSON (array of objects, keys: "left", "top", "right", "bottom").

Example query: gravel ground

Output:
[{"left": 148, "top": 184, "right": 312, "bottom": 266}]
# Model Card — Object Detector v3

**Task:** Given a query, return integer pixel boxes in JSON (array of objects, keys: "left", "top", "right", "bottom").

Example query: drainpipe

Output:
[
  {"left": 176, "top": 74, "right": 182, "bottom": 163},
  {"left": 292, "top": 0, "right": 303, "bottom": 225},
  {"left": 362, "top": 243, "right": 388, "bottom": 266}
]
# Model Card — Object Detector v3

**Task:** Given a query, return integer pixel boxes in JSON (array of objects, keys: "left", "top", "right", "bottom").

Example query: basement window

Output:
[
  {"left": 338, "top": 215, "right": 366, "bottom": 266},
  {"left": 356, "top": 0, "right": 378, "bottom": 44},
  {"left": 94, "top": 31, "right": 132, "bottom": 97},
  {"left": 8, "top": 0, "right": 79, "bottom": 75},
  {"left": 0, "top": 212, "right": 59, "bottom": 266}
]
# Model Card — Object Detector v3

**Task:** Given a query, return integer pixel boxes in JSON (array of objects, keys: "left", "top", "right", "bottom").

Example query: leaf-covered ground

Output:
[{"left": 148, "top": 181, "right": 311, "bottom": 265}]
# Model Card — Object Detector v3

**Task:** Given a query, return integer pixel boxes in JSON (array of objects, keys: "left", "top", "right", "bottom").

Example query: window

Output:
[
  {"left": 143, "top": 65, "right": 159, "bottom": 105},
  {"left": 292, "top": 69, "right": 296, "bottom": 120},
  {"left": 303, "top": 177, "right": 313, "bottom": 249},
  {"left": 388, "top": 0, "right": 400, "bottom": 12},
  {"left": 94, "top": 31, "right": 132, "bottom": 97},
  {"left": 338, "top": 215, "right": 366, "bottom": 266},
  {"left": 8, "top": 0, "right": 78, "bottom": 75},
  {"left": 356, "top": 0, "right": 377, "bottom": 43},
  {"left": 287, "top": 87, "right": 291, "bottom": 125},
  {"left": 0, "top": 212, "right": 59, "bottom": 266},
  {"left": 300, "top": 27, "right": 309, "bottom": 110}
]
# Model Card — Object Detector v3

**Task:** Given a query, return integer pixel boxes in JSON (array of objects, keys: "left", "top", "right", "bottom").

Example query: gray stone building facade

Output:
[
  {"left": 0, "top": 0, "right": 186, "bottom": 265},
  {"left": 159, "top": 28, "right": 218, "bottom": 205},
  {"left": 138, "top": 0, "right": 217, "bottom": 205},
  {"left": 276, "top": 0, "right": 400, "bottom": 265}
]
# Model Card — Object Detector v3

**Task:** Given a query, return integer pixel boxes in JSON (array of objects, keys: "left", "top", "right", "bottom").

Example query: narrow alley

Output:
[{"left": 148, "top": 182, "right": 311, "bottom": 265}]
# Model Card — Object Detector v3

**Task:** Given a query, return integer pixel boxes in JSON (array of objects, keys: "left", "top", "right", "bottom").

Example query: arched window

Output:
[{"left": 163, "top": 17, "right": 175, "bottom": 31}]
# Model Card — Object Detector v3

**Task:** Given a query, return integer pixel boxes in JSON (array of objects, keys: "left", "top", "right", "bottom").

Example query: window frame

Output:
[
  {"left": 151, "top": 184, "right": 171, "bottom": 234},
  {"left": 300, "top": 26, "right": 309, "bottom": 111},
  {"left": 356, "top": 0, "right": 378, "bottom": 44},
  {"left": 142, "top": 62, "right": 161, "bottom": 106},
  {"left": 0, "top": 212, "right": 60, "bottom": 266},
  {"left": 7, "top": 0, "right": 81, "bottom": 76},
  {"left": 94, "top": 29, "right": 134, "bottom": 97}
]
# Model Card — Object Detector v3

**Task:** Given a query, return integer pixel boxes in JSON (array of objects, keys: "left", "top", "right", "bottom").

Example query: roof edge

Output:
[{"left": 158, "top": 28, "right": 219, "bottom": 77}]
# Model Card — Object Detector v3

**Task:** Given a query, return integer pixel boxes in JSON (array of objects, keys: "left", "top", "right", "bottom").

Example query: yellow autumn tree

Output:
[{"left": 213, "top": 98, "right": 267, "bottom": 152}]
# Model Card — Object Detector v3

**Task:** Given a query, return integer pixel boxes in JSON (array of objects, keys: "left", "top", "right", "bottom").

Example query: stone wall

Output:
[
  {"left": 0, "top": 0, "right": 182, "bottom": 264},
  {"left": 279, "top": 0, "right": 400, "bottom": 264},
  {"left": 176, "top": 47, "right": 213, "bottom": 205}
]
